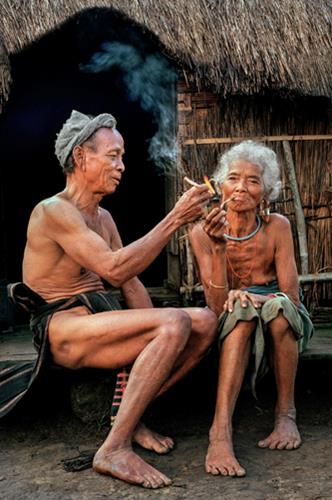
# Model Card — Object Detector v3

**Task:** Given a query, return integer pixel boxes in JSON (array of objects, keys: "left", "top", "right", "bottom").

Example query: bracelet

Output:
[{"left": 209, "top": 280, "right": 228, "bottom": 289}]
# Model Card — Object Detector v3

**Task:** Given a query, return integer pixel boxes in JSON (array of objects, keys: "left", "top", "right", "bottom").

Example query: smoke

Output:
[{"left": 80, "top": 42, "right": 178, "bottom": 175}]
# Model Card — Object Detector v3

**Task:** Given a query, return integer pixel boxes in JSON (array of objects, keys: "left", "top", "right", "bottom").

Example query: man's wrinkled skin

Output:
[{"left": 23, "top": 125, "right": 217, "bottom": 488}]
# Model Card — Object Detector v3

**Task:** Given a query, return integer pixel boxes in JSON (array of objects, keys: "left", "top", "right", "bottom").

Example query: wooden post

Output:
[{"left": 282, "top": 141, "right": 309, "bottom": 275}]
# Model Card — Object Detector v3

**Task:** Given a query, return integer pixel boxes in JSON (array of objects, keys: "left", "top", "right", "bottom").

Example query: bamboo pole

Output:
[
  {"left": 183, "top": 134, "right": 332, "bottom": 145},
  {"left": 282, "top": 140, "right": 309, "bottom": 275}
]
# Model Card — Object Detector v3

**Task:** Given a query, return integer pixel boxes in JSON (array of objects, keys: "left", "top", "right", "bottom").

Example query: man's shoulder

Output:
[{"left": 31, "top": 194, "right": 78, "bottom": 225}]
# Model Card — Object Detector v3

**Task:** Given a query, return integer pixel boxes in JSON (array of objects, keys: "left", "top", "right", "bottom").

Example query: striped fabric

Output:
[{"left": 0, "top": 287, "right": 122, "bottom": 419}]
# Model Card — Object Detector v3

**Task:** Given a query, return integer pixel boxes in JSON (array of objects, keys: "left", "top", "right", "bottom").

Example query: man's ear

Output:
[{"left": 72, "top": 145, "right": 85, "bottom": 169}]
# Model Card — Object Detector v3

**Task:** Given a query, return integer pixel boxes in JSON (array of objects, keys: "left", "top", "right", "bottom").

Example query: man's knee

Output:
[
  {"left": 191, "top": 307, "right": 217, "bottom": 340},
  {"left": 158, "top": 309, "right": 192, "bottom": 348},
  {"left": 50, "top": 338, "right": 84, "bottom": 370}
]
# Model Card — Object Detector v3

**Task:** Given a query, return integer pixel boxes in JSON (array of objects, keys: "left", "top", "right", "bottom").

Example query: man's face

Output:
[{"left": 82, "top": 127, "right": 125, "bottom": 195}]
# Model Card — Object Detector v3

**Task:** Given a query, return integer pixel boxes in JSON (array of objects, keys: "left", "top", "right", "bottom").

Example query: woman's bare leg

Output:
[
  {"left": 206, "top": 320, "right": 255, "bottom": 477},
  {"left": 258, "top": 313, "right": 301, "bottom": 450}
]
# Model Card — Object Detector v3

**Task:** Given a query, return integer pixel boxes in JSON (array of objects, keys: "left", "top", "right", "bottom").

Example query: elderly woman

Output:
[{"left": 189, "top": 141, "right": 313, "bottom": 478}]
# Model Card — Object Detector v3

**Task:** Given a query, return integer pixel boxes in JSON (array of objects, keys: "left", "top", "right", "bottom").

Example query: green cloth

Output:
[{"left": 218, "top": 292, "right": 313, "bottom": 395}]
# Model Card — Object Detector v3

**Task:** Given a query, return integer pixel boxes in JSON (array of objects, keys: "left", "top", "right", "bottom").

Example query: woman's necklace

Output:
[
  {"left": 225, "top": 216, "right": 261, "bottom": 283},
  {"left": 223, "top": 215, "right": 262, "bottom": 242},
  {"left": 226, "top": 242, "right": 257, "bottom": 282}
]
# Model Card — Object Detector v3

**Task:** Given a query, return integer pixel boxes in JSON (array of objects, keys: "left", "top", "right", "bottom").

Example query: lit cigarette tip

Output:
[{"left": 203, "top": 175, "right": 216, "bottom": 194}]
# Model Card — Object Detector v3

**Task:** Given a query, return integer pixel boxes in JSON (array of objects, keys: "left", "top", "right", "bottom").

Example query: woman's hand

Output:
[
  {"left": 224, "top": 289, "right": 272, "bottom": 312},
  {"left": 203, "top": 206, "right": 228, "bottom": 243}
]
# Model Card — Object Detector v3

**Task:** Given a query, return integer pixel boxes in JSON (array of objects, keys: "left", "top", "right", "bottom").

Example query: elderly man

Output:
[{"left": 22, "top": 110, "right": 217, "bottom": 488}]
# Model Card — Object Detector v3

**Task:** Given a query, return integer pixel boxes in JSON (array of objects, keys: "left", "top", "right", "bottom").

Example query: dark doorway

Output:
[{"left": 0, "top": 8, "right": 177, "bottom": 286}]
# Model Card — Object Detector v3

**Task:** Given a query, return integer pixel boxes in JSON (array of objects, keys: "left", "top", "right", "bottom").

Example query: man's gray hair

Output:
[
  {"left": 55, "top": 110, "right": 117, "bottom": 174},
  {"left": 212, "top": 140, "right": 282, "bottom": 201}
]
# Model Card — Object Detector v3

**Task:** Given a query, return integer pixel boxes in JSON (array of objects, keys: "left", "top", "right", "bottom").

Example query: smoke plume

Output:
[{"left": 81, "top": 42, "right": 178, "bottom": 175}]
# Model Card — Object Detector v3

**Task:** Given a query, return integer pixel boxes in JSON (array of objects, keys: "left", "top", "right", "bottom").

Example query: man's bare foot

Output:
[
  {"left": 93, "top": 446, "right": 172, "bottom": 489},
  {"left": 133, "top": 422, "right": 174, "bottom": 454},
  {"left": 205, "top": 438, "right": 246, "bottom": 477},
  {"left": 258, "top": 414, "right": 301, "bottom": 450}
]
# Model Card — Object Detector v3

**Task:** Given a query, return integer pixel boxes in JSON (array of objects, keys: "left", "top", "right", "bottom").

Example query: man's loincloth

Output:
[
  {"left": 0, "top": 289, "right": 122, "bottom": 419},
  {"left": 217, "top": 281, "right": 313, "bottom": 395}
]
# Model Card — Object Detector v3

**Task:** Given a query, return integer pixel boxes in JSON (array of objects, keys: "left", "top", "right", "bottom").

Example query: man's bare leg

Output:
[
  {"left": 132, "top": 307, "right": 217, "bottom": 454},
  {"left": 258, "top": 314, "right": 301, "bottom": 450},
  {"left": 92, "top": 310, "right": 193, "bottom": 488},
  {"left": 50, "top": 307, "right": 196, "bottom": 488},
  {"left": 206, "top": 320, "right": 256, "bottom": 477}
]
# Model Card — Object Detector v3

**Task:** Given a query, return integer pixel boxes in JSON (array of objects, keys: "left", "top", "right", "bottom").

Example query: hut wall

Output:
[{"left": 177, "top": 81, "right": 332, "bottom": 310}]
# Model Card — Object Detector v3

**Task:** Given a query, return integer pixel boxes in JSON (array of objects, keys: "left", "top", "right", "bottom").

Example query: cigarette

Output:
[
  {"left": 203, "top": 175, "right": 216, "bottom": 194},
  {"left": 220, "top": 197, "right": 234, "bottom": 210},
  {"left": 183, "top": 176, "right": 200, "bottom": 187}
]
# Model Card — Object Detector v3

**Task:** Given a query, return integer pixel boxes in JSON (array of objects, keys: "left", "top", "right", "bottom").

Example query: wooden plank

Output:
[
  {"left": 182, "top": 272, "right": 332, "bottom": 295},
  {"left": 0, "top": 327, "right": 37, "bottom": 362},
  {"left": 183, "top": 134, "right": 332, "bottom": 145},
  {"left": 301, "top": 325, "right": 332, "bottom": 360}
]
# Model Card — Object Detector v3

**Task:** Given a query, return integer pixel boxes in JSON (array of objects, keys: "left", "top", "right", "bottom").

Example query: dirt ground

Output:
[{"left": 1, "top": 354, "right": 332, "bottom": 500}]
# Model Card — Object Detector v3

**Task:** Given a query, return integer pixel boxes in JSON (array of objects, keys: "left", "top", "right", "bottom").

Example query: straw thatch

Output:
[{"left": 0, "top": 0, "right": 331, "bottom": 104}]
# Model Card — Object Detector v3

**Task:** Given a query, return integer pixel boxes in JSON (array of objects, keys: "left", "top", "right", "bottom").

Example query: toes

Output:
[
  {"left": 142, "top": 471, "right": 171, "bottom": 489},
  {"left": 285, "top": 439, "right": 301, "bottom": 450},
  {"left": 206, "top": 464, "right": 220, "bottom": 475},
  {"left": 276, "top": 440, "right": 288, "bottom": 450},
  {"left": 219, "top": 467, "right": 229, "bottom": 476},
  {"left": 236, "top": 467, "right": 246, "bottom": 477},
  {"left": 258, "top": 439, "right": 269, "bottom": 448}
]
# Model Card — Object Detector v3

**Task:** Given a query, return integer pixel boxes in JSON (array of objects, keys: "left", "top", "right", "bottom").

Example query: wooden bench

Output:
[{"left": 1, "top": 320, "right": 331, "bottom": 363}]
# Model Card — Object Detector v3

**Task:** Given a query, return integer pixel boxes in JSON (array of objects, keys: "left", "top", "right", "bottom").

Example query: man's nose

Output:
[{"left": 117, "top": 159, "right": 125, "bottom": 172}]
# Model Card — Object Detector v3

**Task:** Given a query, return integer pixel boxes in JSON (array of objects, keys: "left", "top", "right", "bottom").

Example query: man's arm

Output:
[
  {"left": 44, "top": 185, "right": 210, "bottom": 288},
  {"left": 108, "top": 213, "right": 153, "bottom": 308}
]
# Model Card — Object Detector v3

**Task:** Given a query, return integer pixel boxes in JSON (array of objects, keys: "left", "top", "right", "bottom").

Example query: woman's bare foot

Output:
[
  {"left": 205, "top": 438, "right": 246, "bottom": 477},
  {"left": 133, "top": 422, "right": 174, "bottom": 454},
  {"left": 93, "top": 445, "right": 172, "bottom": 489},
  {"left": 258, "top": 414, "right": 301, "bottom": 450}
]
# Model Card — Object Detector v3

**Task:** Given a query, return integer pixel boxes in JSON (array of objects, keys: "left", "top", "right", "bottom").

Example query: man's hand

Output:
[
  {"left": 172, "top": 185, "right": 211, "bottom": 224},
  {"left": 224, "top": 289, "right": 271, "bottom": 312}
]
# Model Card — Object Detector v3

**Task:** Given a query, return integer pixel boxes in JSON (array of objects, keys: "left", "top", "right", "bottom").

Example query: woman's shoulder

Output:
[{"left": 267, "top": 212, "right": 291, "bottom": 229}]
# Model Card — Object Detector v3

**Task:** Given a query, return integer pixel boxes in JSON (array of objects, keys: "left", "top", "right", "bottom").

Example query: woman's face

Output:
[{"left": 222, "top": 160, "right": 265, "bottom": 212}]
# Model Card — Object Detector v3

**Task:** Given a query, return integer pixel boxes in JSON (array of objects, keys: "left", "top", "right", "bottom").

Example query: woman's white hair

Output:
[{"left": 212, "top": 140, "right": 282, "bottom": 201}]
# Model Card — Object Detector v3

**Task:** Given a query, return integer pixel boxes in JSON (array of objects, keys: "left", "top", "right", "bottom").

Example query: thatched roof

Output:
[{"left": 0, "top": 0, "right": 331, "bottom": 106}]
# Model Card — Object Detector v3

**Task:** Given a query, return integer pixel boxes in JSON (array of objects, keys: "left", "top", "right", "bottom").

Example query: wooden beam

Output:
[
  {"left": 282, "top": 140, "right": 309, "bottom": 275},
  {"left": 183, "top": 134, "right": 332, "bottom": 145},
  {"left": 180, "top": 272, "right": 332, "bottom": 294}
]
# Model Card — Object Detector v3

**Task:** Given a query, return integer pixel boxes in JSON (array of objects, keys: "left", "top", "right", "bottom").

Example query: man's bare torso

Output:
[{"left": 23, "top": 193, "right": 112, "bottom": 302}]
